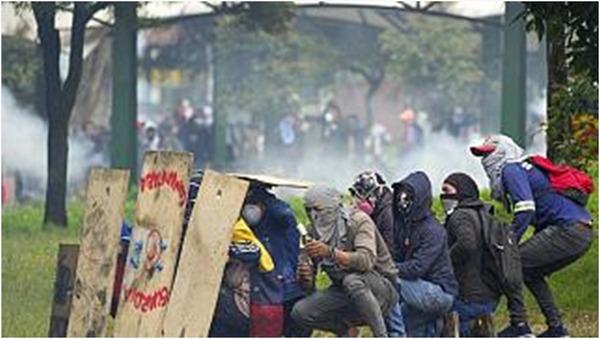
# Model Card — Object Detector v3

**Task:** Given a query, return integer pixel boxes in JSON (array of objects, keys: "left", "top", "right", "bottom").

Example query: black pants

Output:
[{"left": 508, "top": 223, "right": 592, "bottom": 327}]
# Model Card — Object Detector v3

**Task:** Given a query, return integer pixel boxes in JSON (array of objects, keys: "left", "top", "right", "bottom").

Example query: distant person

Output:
[
  {"left": 390, "top": 171, "right": 458, "bottom": 337},
  {"left": 398, "top": 109, "right": 423, "bottom": 155},
  {"left": 347, "top": 114, "right": 365, "bottom": 160},
  {"left": 366, "top": 122, "right": 391, "bottom": 168},
  {"left": 471, "top": 135, "right": 593, "bottom": 337},
  {"left": 292, "top": 185, "right": 399, "bottom": 337}
]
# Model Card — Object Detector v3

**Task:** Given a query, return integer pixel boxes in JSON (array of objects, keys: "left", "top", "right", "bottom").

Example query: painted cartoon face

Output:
[{"left": 144, "top": 229, "right": 163, "bottom": 273}]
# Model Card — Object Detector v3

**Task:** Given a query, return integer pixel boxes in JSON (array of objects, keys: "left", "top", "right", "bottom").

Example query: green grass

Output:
[{"left": 2, "top": 164, "right": 597, "bottom": 337}]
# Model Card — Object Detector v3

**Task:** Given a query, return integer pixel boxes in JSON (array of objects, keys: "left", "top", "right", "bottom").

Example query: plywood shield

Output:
[
  {"left": 48, "top": 244, "right": 79, "bottom": 337},
  {"left": 113, "top": 151, "right": 192, "bottom": 337},
  {"left": 67, "top": 169, "right": 130, "bottom": 337},
  {"left": 162, "top": 170, "right": 249, "bottom": 337}
]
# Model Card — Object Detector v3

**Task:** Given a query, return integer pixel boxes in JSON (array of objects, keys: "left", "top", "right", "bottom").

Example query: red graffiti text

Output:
[
  {"left": 124, "top": 286, "right": 170, "bottom": 313},
  {"left": 140, "top": 170, "right": 186, "bottom": 206}
]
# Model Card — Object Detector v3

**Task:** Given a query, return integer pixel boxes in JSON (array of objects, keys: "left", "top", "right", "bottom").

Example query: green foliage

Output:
[
  {"left": 380, "top": 15, "right": 483, "bottom": 119},
  {"left": 216, "top": 18, "right": 336, "bottom": 121},
  {"left": 546, "top": 74, "right": 598, "bottom": 169},
  {"left": 1, "top": 35, "right": 43, "bottom": 111},
  {"left": 522, "top": 2, "right": 598, "bottom": 81}
]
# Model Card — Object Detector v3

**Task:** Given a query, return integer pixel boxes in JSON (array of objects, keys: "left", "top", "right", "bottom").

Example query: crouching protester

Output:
[
  {"left": 441, "top": 173, "right": 506, "bottom": 337},
  {"left": 390, "top": 172, "right": 458, "bottom": 337},
  {"left": 291, "top": 185, "right": 399, "bottom": 337},
  {"left": 209, "top": 219, "right": 275, "bottom": 337},
  {"left": 241, "top": 184, "right": 309, "bottom": 337},
  {"left": 471, "top": 135, "right": 593, "bottom": 337}
]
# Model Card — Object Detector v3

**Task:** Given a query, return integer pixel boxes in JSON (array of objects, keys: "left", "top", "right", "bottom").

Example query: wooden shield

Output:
[
  {"left": 67, "top": 168, "right": 130, "bottom": 337},
  {"left": 161, "top": 170, "right": 249, "bottom": 337},
  {"left": 48, "top": 244, "right": 79, "bottom": 337},
  {"left": 113, "top": 151, "right": 192, "bottom": 337}
]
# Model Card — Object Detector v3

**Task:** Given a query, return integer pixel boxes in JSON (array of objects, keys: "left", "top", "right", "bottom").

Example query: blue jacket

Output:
[
  {"left": 502, "top": 162, "right": 592, "bottom": 242},
  {"left": 247, "top": 189, "right": 304, "bottom": 305},
  {"left": 392, "top": 172, "right": 458, "bottom": 296}
]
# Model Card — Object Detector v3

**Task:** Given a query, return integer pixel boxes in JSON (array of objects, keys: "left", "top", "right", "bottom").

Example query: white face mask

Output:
[{"left": 242, "top": 204, "right": 263, "bottom": 226}]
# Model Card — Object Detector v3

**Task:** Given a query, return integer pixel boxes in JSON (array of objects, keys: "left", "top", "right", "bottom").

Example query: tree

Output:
[
  {"left": 307, "top": 19, "right": 389, "bottom": 130},
  {"left": 30, "top": 2, "right": 110, "bottom": 226},
  {"left": 520, "top": 2, "right": 598, "bottom": 164},
  {"left": 380, "top": 14, "right": 483, "bottom": 127},
  {"left": 1, "top": 35, "right": 44, "bottom": 115},
  {"left": 214, "top": 12, "right": 336, "bottom": 155}
]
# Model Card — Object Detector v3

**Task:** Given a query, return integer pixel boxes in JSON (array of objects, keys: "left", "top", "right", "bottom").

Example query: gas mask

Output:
[
  {"left": 440, "top": 194, "right": 459, "bottom": 215},
  {"left": 395, "top": 189, "right": 414, "bottom": 216},
  {"left": 241, "top": 204, "right": 263, "bottom": 227}
]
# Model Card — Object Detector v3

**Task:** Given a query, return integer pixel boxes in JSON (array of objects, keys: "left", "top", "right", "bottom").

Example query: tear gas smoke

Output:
[{"left": 2, "top": 86, "right": 103, "bottom": 200}]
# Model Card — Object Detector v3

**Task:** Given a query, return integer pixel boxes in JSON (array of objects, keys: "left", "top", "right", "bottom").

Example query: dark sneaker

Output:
[
  {"left": 538, "top": 325, "right": 570, "bottom": 338},
  {"left": 498, "top": 323, "right": 534, "bottom": 337}
]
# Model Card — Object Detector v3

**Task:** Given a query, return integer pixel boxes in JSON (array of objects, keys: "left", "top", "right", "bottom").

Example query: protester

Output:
[
  {"left": 241, "top": 184, "right": 308, "bottom": 337},
  {"left": 390, "top": 171, "right": 458, "bottom": 336},
  {"left": 349, "top": 171, "right": 395, "bottom": 258},
  {"left": 441, "top": 173, "right": 504, "bottom": 337},
  {"left": 350, "top": 171, "right": 404, "bottom": 336},
  {"left": 209, "top": 218, "right": 274, "bottom": 337},
  {"left": 292, "top": 185, "right": 399, "bottom": 337},
  {"left": 471, "top": 134, "right": 593, "bottom": 337}
]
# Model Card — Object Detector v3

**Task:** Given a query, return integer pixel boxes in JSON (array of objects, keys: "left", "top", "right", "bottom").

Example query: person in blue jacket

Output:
[
  {"left": 471, "top": 134, "right": 593, "bottom": 337},
  {"left": 240, "top": 183, "right": 308, "bottom": 337},
  {"left": 390, "top": 171, "right": 458, "bottom": 337}
]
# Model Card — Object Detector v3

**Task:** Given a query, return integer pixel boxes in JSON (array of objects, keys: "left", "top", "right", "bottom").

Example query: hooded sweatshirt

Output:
[
  {"left": 371, "top": 187, "right": 396, "bottom": 258},
  {"left": 246, "top": 188, "right": 304, "bottom": 304},
  {"left": 392, "top": 172, "right": 458, "bottom": 296}
]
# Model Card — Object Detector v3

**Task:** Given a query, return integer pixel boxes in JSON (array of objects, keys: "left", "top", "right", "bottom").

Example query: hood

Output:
[
  {"left": 392, "top": 171, "right": 433, "bottom": 222},
  {"left": 373, "top": 186, "right": 393, "bottom": 215}
]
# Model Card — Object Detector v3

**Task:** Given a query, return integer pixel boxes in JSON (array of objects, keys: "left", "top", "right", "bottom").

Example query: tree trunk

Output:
[
  {"left": 44, "top": 111, "right": 70, "bottom": 226},
  {"left": 34, "top": 2, "right": 92, "bottom": 226}
]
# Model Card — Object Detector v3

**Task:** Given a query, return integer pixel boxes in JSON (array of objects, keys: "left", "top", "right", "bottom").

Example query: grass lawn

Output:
[{"left": 2, "top": 164, "right": 598, "bottom": 337}]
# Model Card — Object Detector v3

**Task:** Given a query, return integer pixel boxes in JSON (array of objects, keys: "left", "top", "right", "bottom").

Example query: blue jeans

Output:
[
  {"left": 452, "top": 299, "right": 496, "bottom": 337},
  {"left": 386, "top": 302, "right": 406, "bottom": 337},
  {"left": 388, "top": 279, "right": 454, "bottom": 337}
]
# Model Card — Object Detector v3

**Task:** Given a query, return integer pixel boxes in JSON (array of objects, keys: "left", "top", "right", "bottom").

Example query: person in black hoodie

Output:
[
  {"left": 391, "top": 171, "right": 458, "bottom": 337},
  {"left": 441, "top": 173, "right": 503, "bottom": 336}
]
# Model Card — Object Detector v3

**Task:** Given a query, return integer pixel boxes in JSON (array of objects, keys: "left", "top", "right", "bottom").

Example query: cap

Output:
[{"left": 470, "top": 136, "right": 497, "bottom": 157}]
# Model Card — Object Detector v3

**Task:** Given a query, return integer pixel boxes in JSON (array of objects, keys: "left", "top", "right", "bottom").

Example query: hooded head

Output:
[
  {"left": 470, "top": 134, "right": 524, "bottom": 200},
  {"left": 442, "top": 172, "right": 480, "bottom": 201},
  {"left": 241, "top": 183, "right": 273, "bottom": 227},
  {"left": 441, "top": 172, "right": 480, "bottom": 215},
  {"left": 303, "top": 184, "right": 346, "bottom": 248},
  {"left": 391, "top": 171, "right": 433, "bottom": 223}
]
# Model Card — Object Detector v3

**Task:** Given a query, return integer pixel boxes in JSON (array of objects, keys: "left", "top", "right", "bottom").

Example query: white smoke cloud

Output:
[{"left": 2, "top": 86, "right": 102, "bottom": 200}]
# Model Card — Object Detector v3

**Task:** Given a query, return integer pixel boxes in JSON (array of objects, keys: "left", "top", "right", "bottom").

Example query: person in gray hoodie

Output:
[{"left": 291, "top": 185, "right": 399, "bottom": 337}]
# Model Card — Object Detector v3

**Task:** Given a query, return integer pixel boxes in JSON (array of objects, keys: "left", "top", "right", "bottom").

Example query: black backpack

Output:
[{"left": 460, "top": 205, "right": 523, "bottom": 295}]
